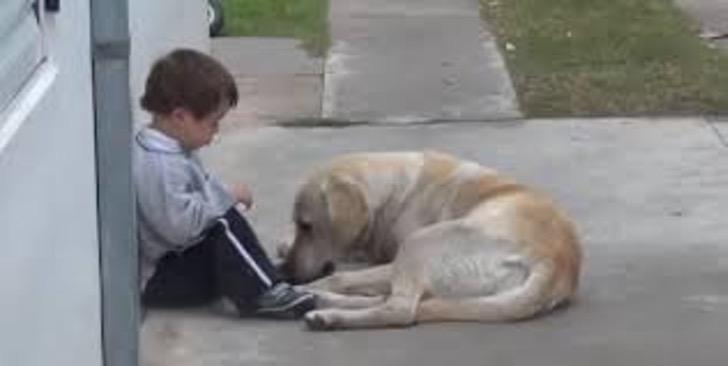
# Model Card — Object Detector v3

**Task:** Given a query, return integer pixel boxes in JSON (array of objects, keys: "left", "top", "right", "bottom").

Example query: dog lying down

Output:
[{"left": 279, "top": 151, "right": 582, "bottom": 330}]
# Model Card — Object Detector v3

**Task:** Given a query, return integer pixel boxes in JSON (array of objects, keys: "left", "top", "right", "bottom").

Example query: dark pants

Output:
[{"left": 142, "top": 208, "right": 281, "bottom": 312}]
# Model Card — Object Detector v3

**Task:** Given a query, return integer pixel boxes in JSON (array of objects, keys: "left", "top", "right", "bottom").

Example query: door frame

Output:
[{"left": 90, "top": 0, "right": 139, "bottom": 365}]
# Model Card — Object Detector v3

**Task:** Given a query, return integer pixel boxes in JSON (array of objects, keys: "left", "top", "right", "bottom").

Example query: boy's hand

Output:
[{"left": 230, "top": 183, "right": 253, "bottom": 209}]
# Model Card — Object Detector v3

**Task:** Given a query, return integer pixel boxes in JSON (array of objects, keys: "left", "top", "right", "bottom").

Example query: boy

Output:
[{"left": 134, "top": 49, "right": 315, "bottom": 319}]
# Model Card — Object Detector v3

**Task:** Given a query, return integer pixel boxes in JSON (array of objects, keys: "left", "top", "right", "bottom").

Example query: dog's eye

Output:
[{"left": 297, "top": 221, "right": 313, "bottom": 233}]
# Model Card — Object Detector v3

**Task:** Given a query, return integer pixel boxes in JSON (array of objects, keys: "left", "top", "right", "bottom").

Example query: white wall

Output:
[
  {"left": 128, "top": 0, "right": 209, "bottom": 125},
  {"left": 0, "top": 2, "right": 102, "bottom": 365},
  {"left": 0, "top": 2, "right": 208, "bottom": 365}
]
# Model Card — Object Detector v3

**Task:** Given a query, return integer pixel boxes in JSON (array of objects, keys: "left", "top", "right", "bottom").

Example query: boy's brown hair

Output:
[{"left": 141, "top": 48, "right": 238, "bottom": 119}]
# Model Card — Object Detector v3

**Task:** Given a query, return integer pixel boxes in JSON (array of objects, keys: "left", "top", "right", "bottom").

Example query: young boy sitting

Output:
[{"left": 134, "top": 48, "right": 315, "bottom": 319}]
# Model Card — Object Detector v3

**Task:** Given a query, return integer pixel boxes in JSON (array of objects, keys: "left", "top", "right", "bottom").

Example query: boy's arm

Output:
[{"left": 137, "top": 159, "right": 235, "bottom": 248}]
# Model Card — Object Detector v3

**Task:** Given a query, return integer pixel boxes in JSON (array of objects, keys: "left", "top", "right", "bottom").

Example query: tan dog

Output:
[{"left": 280, "top": 151, "right": 581, "bottom": 330}]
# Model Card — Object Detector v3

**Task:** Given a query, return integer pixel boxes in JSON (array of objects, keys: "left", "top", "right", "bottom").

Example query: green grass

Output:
[
  {"left": 221, "top": 0, "right": 329, "bottom": 56},
  {"left": 481, "top": 0, "right": 728, "bottom": 117}
]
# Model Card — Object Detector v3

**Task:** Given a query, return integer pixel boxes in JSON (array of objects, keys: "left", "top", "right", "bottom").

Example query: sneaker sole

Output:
[{"left": 255, "top": 293, "right": 316, "bottom": 314}]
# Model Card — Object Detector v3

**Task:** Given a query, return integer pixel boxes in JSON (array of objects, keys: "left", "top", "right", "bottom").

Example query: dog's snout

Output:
[
  {"left": 277, "top": 260, "right": 295, "bottom": 283},
  {"left": 322, "top": 261, "right": 336, "bottom": 277}
]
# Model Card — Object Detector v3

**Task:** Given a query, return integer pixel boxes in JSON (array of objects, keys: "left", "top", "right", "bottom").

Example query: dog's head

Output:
[{"left": 280, "top": 172, "right": 369, "bottom": 284}]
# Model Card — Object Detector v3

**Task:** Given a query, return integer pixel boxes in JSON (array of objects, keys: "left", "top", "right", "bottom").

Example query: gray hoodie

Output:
[{"left": 133, "top": 127, "right": 235, "bottom": 289}]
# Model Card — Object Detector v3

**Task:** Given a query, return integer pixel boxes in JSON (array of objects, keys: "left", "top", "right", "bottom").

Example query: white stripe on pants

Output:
[{"left": 218, "top": 218, "right": 273, "bottom": 287}]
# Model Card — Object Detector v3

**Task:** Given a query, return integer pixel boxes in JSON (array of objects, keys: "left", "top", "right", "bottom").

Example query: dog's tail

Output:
[{"left": 416, "top": 261, "right": 564, "bottom": 323}]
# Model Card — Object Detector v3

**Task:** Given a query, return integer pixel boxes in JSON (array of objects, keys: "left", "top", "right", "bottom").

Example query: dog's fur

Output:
[{"left": 280, "top": 151, "right": 581, "bottom": 330}]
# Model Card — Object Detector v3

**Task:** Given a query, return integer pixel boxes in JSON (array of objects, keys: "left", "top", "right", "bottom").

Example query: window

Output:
[{"left": 0, "top": 0, "right": 44, "bottom": 112}]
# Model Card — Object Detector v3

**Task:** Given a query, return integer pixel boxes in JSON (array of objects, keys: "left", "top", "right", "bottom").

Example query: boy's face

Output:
[{"left": 172, "top": 104, "right": 229, "bottom": 150}]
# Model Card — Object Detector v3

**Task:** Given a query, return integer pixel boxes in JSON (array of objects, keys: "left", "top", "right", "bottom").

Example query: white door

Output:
[{"left": 0, "top": 1, "right": 103, "bottom": 365}]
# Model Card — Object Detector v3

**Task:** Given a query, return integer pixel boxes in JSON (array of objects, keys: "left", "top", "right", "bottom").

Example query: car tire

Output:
[{"left": 208, "top": 0, "right": 224, "bottom": 37}]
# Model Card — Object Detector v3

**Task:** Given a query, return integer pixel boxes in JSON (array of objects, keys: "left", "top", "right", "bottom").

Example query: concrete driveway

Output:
[{"left": 141, "top": 117, "right": 728, "bottom": 366}]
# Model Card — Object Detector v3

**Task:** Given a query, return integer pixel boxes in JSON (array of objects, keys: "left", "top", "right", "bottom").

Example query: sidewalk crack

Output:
[{"left": 707, "top": 118, "right": 728, "bottom": 148}]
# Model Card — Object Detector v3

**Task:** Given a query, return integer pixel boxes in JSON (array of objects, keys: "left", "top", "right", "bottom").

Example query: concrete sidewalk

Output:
[
  {"left": 211, "top": 37, "right": 324, "bottom": 129},
  {"left": 142, "top": 117, "right": 728, "bottom": 366},
  {"left": 322, "top": 0, "right": 520, "bottom": 123}
]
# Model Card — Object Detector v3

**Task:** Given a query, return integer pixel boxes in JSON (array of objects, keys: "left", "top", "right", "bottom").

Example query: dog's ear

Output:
[{"left": 325, "top": 174, "right": 368, "bottom": 248}]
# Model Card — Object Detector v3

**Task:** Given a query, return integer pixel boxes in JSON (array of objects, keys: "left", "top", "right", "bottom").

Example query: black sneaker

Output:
[{"left": 254, "top": 283, "right": 316, "bottom": 319}]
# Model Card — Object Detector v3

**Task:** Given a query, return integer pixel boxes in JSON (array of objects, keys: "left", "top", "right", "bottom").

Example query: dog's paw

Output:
[
  {"left": 304, "top": 311, "right": 336, "bottom": 331},
  {"left": 307, "top": 272, "right": 343, "bottom": 292}
]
